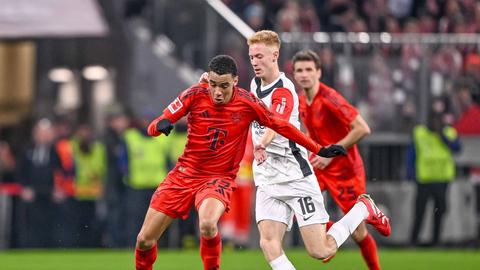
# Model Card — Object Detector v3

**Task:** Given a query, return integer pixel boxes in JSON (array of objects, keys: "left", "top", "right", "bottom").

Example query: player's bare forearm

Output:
[
  {"left": 259, "top": 128, "right": 276, "bottom": 147},
  {"left": 337, "top": 115, "right": 371, "bottom": 149}
]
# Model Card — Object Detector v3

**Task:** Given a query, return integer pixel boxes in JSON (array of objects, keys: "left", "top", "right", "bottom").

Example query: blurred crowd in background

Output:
[
  {"left": 0, "top": 0, "right": 480, "bottom": 250},
  {"left": 226, "top": 0, "right": 480, "bottom": 34},
  {"left": 222, "top": 0, "right": 480, "bottom": 132}
]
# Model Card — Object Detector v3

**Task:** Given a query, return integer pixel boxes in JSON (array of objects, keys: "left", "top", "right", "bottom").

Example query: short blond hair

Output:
[{"left": 247, "top": 30, "right": 281, "bottom": 49}]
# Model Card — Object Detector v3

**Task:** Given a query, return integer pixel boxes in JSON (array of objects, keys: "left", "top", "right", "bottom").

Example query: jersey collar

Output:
[{"left": 255, "top": 73, "right": 284, "bottom": 99}]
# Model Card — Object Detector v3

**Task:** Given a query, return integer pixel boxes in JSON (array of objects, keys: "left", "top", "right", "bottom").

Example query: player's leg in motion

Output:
[
  {"left": 198, "top": 198, "right": 226, "bottom": 270},
  {"left": 352, "top": 222, "right": 381, "bottom": 270},
  {"left": 258, "top": 220, "right": 296, "bottom": 270},
  {"left": 135, "top": 208, "right": 174, "bottom": 270},
  {"left": 301, "top": 194, "right": 390, "bottom": 261}
]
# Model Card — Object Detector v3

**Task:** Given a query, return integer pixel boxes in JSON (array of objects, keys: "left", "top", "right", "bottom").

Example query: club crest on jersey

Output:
[
  {"left": 167, "top": 97, "right": 183, "bottom": 114},
  {"left": 252, "top": 121, "right": 265, "bottom": 130},
  {"left": 231, "top": 112, "right": 244, "bottom": 123}
]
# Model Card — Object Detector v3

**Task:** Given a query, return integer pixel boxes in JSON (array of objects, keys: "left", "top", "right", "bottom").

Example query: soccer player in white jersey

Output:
[{"left": 247, "top": 30, "right": 391, "bottom": 270}]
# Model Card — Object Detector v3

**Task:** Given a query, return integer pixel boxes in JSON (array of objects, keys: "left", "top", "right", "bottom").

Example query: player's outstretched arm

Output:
[
  {"left": 251, "top": 96, "right": 346, "bottom": 157},
  {"left": 147, "top": 118, "right": 173, "bottom": 137},
  {"left": 147, "top": 85, "right": 198, "bottom": 137}
]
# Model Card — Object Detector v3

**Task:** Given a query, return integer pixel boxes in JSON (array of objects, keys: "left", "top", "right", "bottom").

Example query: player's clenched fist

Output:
[{"left": 147, "top": 119, "right": 174, "bottom": 136}]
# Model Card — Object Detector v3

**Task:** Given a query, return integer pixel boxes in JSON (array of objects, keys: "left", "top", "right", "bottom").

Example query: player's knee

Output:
[
  {"left": 306, "top": 248, "right": 332, "bottom": 260},
  {"left": 136, "top": 233, "right": 155, "bottom": 250},
  {"left": 199, "top": 219, "right": 218, "bottom": 238},
  {"left": 259, "top": 238, "right": 281, "bottom": 253}
]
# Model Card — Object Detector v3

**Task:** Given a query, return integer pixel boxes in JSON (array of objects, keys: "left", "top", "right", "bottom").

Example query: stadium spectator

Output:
[
  {"left": 104, "top": 106, "right": 130, "bottom": 247},
  {"left": 275, "top": 0, "right": 301, "bottom": 32},
  {"left": 71, "top": 123, "right": 107, "bottom": 247},
  {"left": 134, "top": 54, "right": 347, "bottom": 270},
  {"left": 408, "top": 98, "right": 461, "bottom": 246},
  {"left": 244, "top": 1, "right": 265, "bottom": 31},
  {"left": 317, "top": 47, "right": 336, "bottom": 87},
  {"left": 452, "top": 81, "right": 480, "bottom": 134},
  {"left": 18, "top": 119, "right": 58, "bottom": 248},
  {"left": 292, "top": 49, "right": 382, "bottom": 270},
  {"left": 298, "top": 2, "right": 321, "bottom": 32},
  {"left": 124, "top": 114, "right": 170, "bottom": 247},
  {"left": 51, "top": 115, "right": 77, "bottom": 247},
  {"left": 0, "top": 138, "right": 20, "bottom": 248},
  {"left": 367, "top": 52, "right": 396, "bottom": 131}
]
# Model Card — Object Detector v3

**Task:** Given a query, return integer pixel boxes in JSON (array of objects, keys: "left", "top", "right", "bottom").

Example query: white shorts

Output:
[
  {"left": 253, "top": 150, "right": 313, "bottom": 186},
  {"left": 255, "top": 174, "right": 329, "bottom": 231}
]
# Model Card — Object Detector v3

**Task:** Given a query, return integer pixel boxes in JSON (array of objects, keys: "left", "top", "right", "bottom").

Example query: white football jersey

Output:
[{"left": 250, "top": 73, "right": 313, "bottom": 185}]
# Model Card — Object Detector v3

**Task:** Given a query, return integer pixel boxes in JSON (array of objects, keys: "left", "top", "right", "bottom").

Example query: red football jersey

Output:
[
  {"left": 299, "top": 83, "right": 365, "bottom": 180},
  {"left": 149, "top": 83, "right": 321, "bottom": 180}
]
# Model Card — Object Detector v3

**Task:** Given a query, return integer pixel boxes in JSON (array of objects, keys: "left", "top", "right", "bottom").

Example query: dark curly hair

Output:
[{"left": 208, "top": 55, "right": 238, "bottom": 76}]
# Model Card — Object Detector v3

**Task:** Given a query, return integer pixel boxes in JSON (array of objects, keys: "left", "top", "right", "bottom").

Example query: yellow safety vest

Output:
[
  {"left": 124, "top": 128, "right": 168, "bottom": 189},
  {"left": 413, "top": 125, "right": 456, "bottom": 183},
  {"left": 71, "top": 139, "right": 106, "bottom": 200},
  {"left": 163, "top": 131, "right": 187, "bottom": 164}
]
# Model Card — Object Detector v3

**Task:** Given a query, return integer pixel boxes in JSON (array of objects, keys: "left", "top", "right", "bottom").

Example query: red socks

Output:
[
  {"left": 200, "top": 233, "right": 222, "bottom": 270},
  {"left": 358, "top": 233, "right": 380, "bottom": 270},
  {"left": 135, "top": 244, "right": 157, "bottom": 270}
]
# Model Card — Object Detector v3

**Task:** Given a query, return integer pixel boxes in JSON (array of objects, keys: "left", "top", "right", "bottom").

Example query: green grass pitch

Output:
[{"left": 0, "top": 248, "right": 479, "bottom": 269}]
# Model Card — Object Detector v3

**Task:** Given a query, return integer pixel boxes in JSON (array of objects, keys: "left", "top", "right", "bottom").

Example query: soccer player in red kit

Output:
[
  {"left": 134, "top": 55, "right": 346, "bottom": 270},
  {"left": 293, "top": 50, "right": 382, "bottom": 269}
]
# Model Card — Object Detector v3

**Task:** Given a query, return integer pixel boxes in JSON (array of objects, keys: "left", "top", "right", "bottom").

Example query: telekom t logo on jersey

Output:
[{"left": 206, "top": 127, "right": 228, "bottom": 151}]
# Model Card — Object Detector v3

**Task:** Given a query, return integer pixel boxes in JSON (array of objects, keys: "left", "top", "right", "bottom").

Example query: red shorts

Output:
[
  {"left": 315, "top": 170, "right": 366, "bottom": 213},
  {"left": 150, "top": 171, "right": 237, "bottom": 219}
]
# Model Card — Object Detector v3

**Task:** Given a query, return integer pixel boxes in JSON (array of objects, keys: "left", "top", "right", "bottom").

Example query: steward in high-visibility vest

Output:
[
  {"left": 413, "top": 125, "right": 457, "bottom": 183},
  {"left": 407, "top": 118, "right": 461, "bottom": 246},
  {"left": 71, "top": 138, "right": 106, "bottom": 200},
  {"left": 163, "top": 125, "right": 187, "bottom": 169},
  {"left": 124, "top": 128, "right": 169, "bottom": 189}
]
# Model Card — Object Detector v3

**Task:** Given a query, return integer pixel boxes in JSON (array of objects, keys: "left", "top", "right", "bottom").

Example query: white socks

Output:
[
  {"left": 269, "top": 254, "right": 296, "bottom": 270},
  {"left": 327, "top": 202, "right": 369, "bottom": 247}
]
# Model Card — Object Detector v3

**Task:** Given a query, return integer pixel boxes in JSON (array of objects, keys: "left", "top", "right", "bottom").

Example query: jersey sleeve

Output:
[
  {"left": 322, "top": 86, "right": 358, "bottom": 126},
  {"left": 248, "top": 93, "right": 322, "bottom": 154},
  {"left": 270, "top": 88, "right": 294, "bottom": 120},
  {"left": 147, "top": 84, "right": 200, "bottom": 136}
]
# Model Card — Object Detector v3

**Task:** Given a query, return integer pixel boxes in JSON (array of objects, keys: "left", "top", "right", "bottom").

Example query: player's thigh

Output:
[
  {"left": 197, "top": 197, "right": 226, "bottom": 225},
  {"left": 195, "top": 178, "right": 235, "bottom": 221},
  {"left": 285, "top": 175, "right": 329, "bottom": 228},
  {"left": 258, "top": 219, "right": 288, "bottom": 242},
  {"left": 326, "top": 175, "right": 366, "bottom": 213},
  {"left": 138, "top": 207, "right": 174, "bottom": 241},
  {"left": 255, "top": 185, "right": 295, "bottom": 231}
]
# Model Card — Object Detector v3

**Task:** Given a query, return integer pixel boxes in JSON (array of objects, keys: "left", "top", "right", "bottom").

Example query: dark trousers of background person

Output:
[
  {"left": 411, "top": 182, "right": 449, "bottom": 246},
  {"left": 54, "top": 198, "right": 77, "bottom": 248},
  {"left": 20, "top": 196, "right": 55, "bottom": 248},
  {"left": 75, "top": 200, "right": 101, "bottom": 247},
  {"left": 178, "top": 207, "right": 197, "bottom": 248},
  {"left": 105, "top": 192, "right": 127, "bottom": 247},
  {"left": 7, "top": 196, "right": 21, "bottom": 248},
  {"left": 125, "top": 187, "right": 161, "bottom": 247}
]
